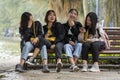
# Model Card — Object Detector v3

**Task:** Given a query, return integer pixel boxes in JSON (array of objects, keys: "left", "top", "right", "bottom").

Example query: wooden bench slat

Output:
[
  {"left": 106, "top": 31, "right": 120, "bottom": 35},
  {"left": 103, "top": 27, "right": 120, "bottom": 30},
  {"left": 100, "top": 50, "right": 120, "bottom": 53},
  {"left": 110, "top": 42, "right": 120, "bottom": 45},
  {"left": 109, "top": 36, "right": 120, "bottom": 40}
]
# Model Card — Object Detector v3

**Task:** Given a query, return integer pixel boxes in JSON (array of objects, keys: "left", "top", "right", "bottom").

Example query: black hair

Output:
[
  {"left": 20, "top": 12, "right": 32, "bottom": 29},
  {"left": 85, "top": 12, "right": 98, "bottom": 35}
]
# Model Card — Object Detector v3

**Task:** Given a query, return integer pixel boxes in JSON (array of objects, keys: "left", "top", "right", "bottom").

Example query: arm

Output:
[{"left": 71, "top": 22, "right": 83, "bottom": 42}]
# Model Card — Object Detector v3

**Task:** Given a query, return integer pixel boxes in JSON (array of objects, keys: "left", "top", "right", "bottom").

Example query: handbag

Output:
[{"left": 97, "top": 28, "right": 110, "bottom": 49}]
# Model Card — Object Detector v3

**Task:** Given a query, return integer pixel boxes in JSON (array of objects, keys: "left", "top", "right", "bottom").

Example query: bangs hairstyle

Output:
[
  {"left": 85, "top": 12, "right": 98, "bottom": 35},
  {"left": 20, "top": 12, "right": 32, "bottom": 28},
  {"left": 44, "top": 10, "right": 57, "bottom": 23},
  {"left": 68, "top": 9, "right": 78, "bottom": 16}
]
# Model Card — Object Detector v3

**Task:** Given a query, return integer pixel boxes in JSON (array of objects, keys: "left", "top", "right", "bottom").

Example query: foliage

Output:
[{"left": 0, "top": 0, "right": 119, "bottom": 36}]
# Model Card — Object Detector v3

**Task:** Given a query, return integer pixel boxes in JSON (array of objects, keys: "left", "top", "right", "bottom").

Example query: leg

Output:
[
  {"left": 89, "top": 41, "right": 103, "bottom": 72},
  {"left": 91, "top": 41, "right": 101, "bottom": 62},
  {"left": 40, "top": 45, "right": 50, "bottom": 73},
  {"left": 81, "top": 42, "right": 91, "bottom": 72},
  {"left": 73, "top": 43, "right": 82, "bottom": 64},
  {"left": 20, "top": 42, "right": 34, "bottom": 65},
  {"left": 55, "top": 42, "right": 64, "bottom": 62},
  {"left": 64, "top": 44, "right": 79, "bottom": 72},
  {"left": 33, "top": 48, "right": 40, "bottom": 58},
  {"left": 64, "top": 44, "right": 74, "bottom": 64},
  {"left": 40, "top": 45, "right": 48, "bottom": 65},
  {"left": 26, "top": 47, "right": 40, "bottom": 65},
  {"left": 16, "top": 42, "right": 34, "bottom": 72},
  {"left": 55, "top": 42, "right": 64, "bottom": 72},
  {"left": 81, "top": 42, "right": 91, "bottom": 61}
]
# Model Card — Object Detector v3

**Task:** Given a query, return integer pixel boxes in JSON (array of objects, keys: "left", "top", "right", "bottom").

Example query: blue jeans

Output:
[
  {"left": 21, "top": 42, "right": 47, "bottom": 60},
  {"left": 64, "top": 42, "right": 82, "bottom": 58}
]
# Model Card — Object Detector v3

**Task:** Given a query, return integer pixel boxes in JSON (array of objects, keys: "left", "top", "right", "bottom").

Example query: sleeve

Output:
[
  {"left": 71, "top": 22, "right": 83, "bottom": 42},
  {"left": 19, "top": 27, "right": 24, "bottom": 39},
  {"left": 54, "top": 23, "right": 65, "bottom": 44},
  {"left": 35, "top": 21, "right": 44, "bottom": 40}
]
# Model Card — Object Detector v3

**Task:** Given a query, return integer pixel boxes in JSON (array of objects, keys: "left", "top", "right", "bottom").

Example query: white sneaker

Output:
[
  {"left": 70, "top": 65, "right": 79, "bottom": 72},
  {"left": 26, "top": 57, "right": 35, "bottom": 65},
  {"left": 26, "top": 61, "right": 35, "bottom": 65},
  {"left": 89, "top": 64, "right": 100, "bottom": 72},
  {"left": 73, "top": 65, "right": 79, "bottom": 72},
  {"left": 81, "top": 64, "right": 88, "bottom": 72}
]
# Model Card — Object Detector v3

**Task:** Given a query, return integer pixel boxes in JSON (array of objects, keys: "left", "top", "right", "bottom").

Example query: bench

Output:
[
  {"left": 98, "top": 27, "right": 120, "bottom": 68},
  {"left": 24, "top": 27, "right": 120, "bottom": 69}
]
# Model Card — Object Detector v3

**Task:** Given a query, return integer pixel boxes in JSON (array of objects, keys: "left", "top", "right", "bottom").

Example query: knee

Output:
[
  {"left": 82, "top": 43, "right": 90, "bottom": 48},
  {"left": 64, "top": 44, "right": 71, "bottom": 49},
  {"left": 24, "top": 42, "right": 32, "bottom": 47},
  {"left": 42, "top": 45, "right": 47, "bottom": 49},
  {"left": 76, "top": 43, "right": 82, "bottom": 47},
  {"left": 91, "top": 43, "right": 98, "bottom": 49}
]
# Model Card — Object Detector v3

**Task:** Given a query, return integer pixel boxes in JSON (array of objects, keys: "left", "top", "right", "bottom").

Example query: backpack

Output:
[{"left": 97, "top": 28, "right": 110, "bottom": 49}]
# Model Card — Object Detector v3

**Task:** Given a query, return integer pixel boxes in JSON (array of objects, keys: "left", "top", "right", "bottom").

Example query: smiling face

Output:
[
  {"left": 48, "top": 12, "right": 56, "bottom": 23},
  {"left": 68, "top": 10, "right": 78, "bottom": 21},
  {"left": 45, "top": 10, "right": 57, "bottom": 24}
]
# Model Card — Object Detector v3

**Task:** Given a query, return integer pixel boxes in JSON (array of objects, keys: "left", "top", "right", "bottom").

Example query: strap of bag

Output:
[{"left": 33, "top": 22, "right": 36, "bottom": 37}]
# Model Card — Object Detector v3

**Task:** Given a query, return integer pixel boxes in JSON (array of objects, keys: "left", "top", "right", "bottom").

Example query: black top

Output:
[
  {"left": 63, "top": 21, "right": 83, "bottom": 43},
  {"left": 19, "top": 21, "right": 43, "bottom": 42},
  {"left": 43, "top": 22, "right": 65, "bottom": 44}
]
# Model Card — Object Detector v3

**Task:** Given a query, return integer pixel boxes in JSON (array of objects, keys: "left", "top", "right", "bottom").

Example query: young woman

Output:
[
  {"left": 81, "top": 12, "right": 105, "bottom": 72},
  {"left": 43, "top": 10, "right": 65, "bottom": 72},
  {"left": 15, "top": 12, "right": 50, "bottom": 73},
  {"left": 63, "top": 9, "right": 83, "bottom": 72}
]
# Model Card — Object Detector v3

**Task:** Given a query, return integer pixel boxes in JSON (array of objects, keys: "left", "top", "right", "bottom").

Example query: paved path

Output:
[
  {"left": 0, "top": 68, "right": 120, "bottom": 80},
  {"left": 0, "top": 40, "right": 120, "bottom": 80}
]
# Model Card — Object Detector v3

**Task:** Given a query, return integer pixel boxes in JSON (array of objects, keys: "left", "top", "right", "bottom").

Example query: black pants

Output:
[
  {"left": 40, "top": 37, "right": 64, "bottom": 59},
  {"left": 81, "top": 41, "right": 105, "bottom": 62},
  {"left": 55, "top": 42, "right": 64, "bottom": 59}
]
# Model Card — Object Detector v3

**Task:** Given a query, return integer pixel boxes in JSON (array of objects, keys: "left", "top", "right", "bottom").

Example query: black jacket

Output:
[
  {"left": 43, "top": 22, "right": 65, "bottom": 44},
  {"left": 19, "top": 21, "right": 43, "bottom": 42},
  {"left": 63, "top": 21, "right": 82, "bottom": 43}
]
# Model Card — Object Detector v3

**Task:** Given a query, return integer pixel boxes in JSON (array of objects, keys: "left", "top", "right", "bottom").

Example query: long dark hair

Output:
[
  {"left": 44, "top": 10, "right": 57, "bottom": 24},
  {"left": 85, "top": 12, "right": 98, "bottom": 35},
  {"left": 20, "top": 12, "right": 32, "bottom": 29}
]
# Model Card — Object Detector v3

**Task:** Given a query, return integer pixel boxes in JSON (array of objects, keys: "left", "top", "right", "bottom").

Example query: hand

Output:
[
  {"left": 68, "top": 19, "right": 75, "bottom": 27},
  {"left": 80, "top": 28, "right": 86, "bottom": 33},
  {"left": 86, "top": 39, "right": 95, "bottom": 42},
  {"left": 50, "top": 44, "right": 55, "bottom": 49},
  {"left": 45, "top": 33, "right": 49, "bottom": 39},
  {"left": 69, "top": 41, "right": 75, "bottom": 46},
  {"left": 31, "top": 37, "right": 39, "bottom": 45}
]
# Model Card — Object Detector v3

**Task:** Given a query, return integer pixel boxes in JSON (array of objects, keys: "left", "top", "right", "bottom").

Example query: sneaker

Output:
[
  {"left": 72, "top": 65, "right": 79, "bottom": 72},
  {"left": 26, "top": 57, "right": 35, "bottom": 65},
  {"left": 81, "top": 64, "right": 88, "bottom": 72},
  {"left": 15, "top": 64, "right": 24, "bottom": 72},
  {"left": 42, "top": 65, "right": 50, "bottom": 73},
  {"left": 89, "top": 64, "right": 100, "bottom": 72},
  {"left": 70, "top": 65, "right": 79, "bottom": 72},
  {"left": 56, "top": 62, "right": 63, "bottom": 72}
]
